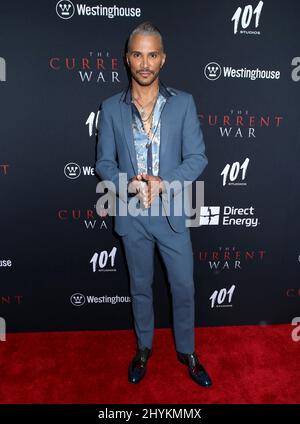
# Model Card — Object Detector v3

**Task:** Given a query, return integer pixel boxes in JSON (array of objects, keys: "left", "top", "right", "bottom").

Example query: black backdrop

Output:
[{"left": 1, "top": 0, "right": 299, "bottom": 333}]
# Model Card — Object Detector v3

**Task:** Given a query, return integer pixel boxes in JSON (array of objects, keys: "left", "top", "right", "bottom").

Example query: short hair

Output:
[{"left": 127, "top": 21, "right": 164, "bottom": 52}]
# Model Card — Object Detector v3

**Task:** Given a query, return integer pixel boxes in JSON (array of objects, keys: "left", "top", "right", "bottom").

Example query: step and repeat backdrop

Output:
[{"left": 1, "top": 0, "right": 299, "bottom": 332}]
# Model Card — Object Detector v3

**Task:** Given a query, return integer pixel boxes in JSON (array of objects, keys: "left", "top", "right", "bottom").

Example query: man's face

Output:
[{"left": 126, "top": 34, "right": 166, "bottom": 87}]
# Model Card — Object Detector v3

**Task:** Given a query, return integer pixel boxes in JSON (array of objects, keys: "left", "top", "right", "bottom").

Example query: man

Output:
[{"left": 96, "top": 21, "right": 212, "bottom": 387}]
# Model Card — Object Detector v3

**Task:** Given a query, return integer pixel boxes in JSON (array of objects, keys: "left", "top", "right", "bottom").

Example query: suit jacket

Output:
[{"left": 95, "top": 80, "right": 208, "bottom": 236}]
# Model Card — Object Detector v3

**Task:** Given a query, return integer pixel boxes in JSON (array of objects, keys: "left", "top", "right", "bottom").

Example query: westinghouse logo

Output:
[
  {"left": 204, "top": 61, "right": 280, "bottom": 81},
  {"left": 64, "top": 162, "right": 96, "bottom": 179},
  {"left": 64, "top": 162, "right": 81, "bottom": 179},
  {"left": 56, "top": 0, "right": 75, "bottom": 19},
  {"left": 199, "top": 206, "right": 260, "bottom": 228},
  {"left": 70, "top": 293, "right": 86, "bottom": 306},
  {"left": 70, "top": 293, "right": 131, "bottom": 306},
  {"left": 0, "top": 259, "right": 12, "bottom": 268},
  {"left": 56, "top": 1, "right": 142, "bottom": 20},
  {"left": 0, "top": 57, "right": 6, "bottom": 82},
  {"left": 204, "top": 62, "right": 222, "bottom": 81}
]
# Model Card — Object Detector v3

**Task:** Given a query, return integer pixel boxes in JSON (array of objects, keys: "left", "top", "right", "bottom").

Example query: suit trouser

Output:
[{"left": 121, "top": 194, "right": 195, "bottom": 354}]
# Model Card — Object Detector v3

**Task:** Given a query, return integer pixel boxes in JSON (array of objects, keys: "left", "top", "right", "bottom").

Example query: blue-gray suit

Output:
[{"left": 95, "top": 80, "right": 208, "bottom": 353}]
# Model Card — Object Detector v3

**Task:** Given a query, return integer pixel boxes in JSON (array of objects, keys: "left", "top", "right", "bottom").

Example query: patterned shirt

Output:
[
  {"left": 131, "top": 92, "right": 166, "bottom": 176},
  {"left": 122, "top": 80, "right": 174, "bottom": 177}
]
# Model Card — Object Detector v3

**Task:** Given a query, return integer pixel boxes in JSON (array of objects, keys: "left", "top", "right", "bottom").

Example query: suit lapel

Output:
[
  {"left": 159, "top": 99, "right": 171, "bottom": 168},
  {"left": 120, "top": 101, "right": 138, "bottom": 175}
]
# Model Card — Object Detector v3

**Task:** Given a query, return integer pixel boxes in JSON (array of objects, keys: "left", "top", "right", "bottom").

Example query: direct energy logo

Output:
[
  {"left": 199, "top": 206, "right": 260, "bottom": 228},
  {"left": 199, "top": 207, "right": 220, "bottom": 225}
]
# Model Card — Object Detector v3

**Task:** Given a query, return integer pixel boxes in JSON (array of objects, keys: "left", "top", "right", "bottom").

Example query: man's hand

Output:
[
  {"left": 140, "top": 173, "right": 165, "bottom": 207},
  {"left": 128, "top": 174, "right": 165, "bottom": 208},
  {"left": 127, "top": 174, "right": 142, "bottom": 194},
  {"left": 128, "top": 175, "right": 149, "bottom": 207}
]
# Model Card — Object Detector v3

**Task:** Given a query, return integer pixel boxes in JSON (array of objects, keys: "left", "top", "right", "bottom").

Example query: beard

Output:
[{"left": 131, "top": 68, "right": 160, "bottom": 86}]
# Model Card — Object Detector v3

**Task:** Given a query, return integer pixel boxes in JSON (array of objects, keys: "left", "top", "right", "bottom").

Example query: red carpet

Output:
[{"left": 0, "top": 324, "right": 299, "bottom": 404}]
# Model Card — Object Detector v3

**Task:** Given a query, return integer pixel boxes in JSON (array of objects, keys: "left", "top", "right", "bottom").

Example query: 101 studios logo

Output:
[
  {"left": 221, "top": 158, "right": 249, "bottom": 186},
  {"left": 209, "top": 285, "right": 236, "bottom": 308},
  {"left": 231, "top": 1, "right": 264, "bottom": 35},
  {"left": 90, "top": 248, "right": 117, "bottom": 272}
]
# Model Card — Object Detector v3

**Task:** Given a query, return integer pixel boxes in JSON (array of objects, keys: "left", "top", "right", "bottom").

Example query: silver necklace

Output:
[{"left": 132, "top": 90, "right": 159, "bottom": 121}]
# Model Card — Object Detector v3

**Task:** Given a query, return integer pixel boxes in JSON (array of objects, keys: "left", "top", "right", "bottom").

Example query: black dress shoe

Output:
[
  {"left": 128, "top": 347, "right": 152, "bottom": 384},
  {"left": 177, "top": 351, "right": 212, "bottom": 387}
]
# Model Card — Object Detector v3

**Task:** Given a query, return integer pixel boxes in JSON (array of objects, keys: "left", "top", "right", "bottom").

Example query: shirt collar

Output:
[{"left": 121, "top": 79, "right": 175, "bottom": 104}]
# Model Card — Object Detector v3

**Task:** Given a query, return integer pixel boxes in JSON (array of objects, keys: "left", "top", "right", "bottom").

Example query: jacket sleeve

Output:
[
  {"left": 95, "top": 101, "right": 128, "bottom": 202},
  {"left": 159, "top": 94, "right": 208, "bottom": 198}
]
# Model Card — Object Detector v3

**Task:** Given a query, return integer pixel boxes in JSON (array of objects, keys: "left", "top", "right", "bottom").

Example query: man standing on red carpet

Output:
[{"left": 96, "top": 21, "right": 211, "bottom": 387}]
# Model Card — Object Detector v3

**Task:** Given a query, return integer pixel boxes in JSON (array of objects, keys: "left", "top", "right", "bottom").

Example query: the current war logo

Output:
[
  {"left": 199, "top": 109, "right": 283, "bottom": 140},
  {"left": 198, "top": 247, "right": 266, "bottom": 271},
  {"left": 0, "top": 164, "right": 9, "bottom": 176},
  {"left": 49, "top": 51, "right": 121, "bottom": 83}
]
